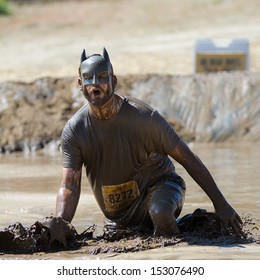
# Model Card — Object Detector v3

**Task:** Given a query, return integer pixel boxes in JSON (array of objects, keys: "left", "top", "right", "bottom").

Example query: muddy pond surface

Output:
[{"left": 0, "top": 143, "right": 259, "bottom": 260}]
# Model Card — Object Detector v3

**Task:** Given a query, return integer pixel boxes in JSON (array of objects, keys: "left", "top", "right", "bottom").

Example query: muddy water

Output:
[{"left": 0, "top": 143, "right": 259, "bottom": 259}]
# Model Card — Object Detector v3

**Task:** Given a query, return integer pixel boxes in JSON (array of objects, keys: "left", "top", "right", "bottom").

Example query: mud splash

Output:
[{"left": 0, "top": 209, "right": 258, "bottom": 255}]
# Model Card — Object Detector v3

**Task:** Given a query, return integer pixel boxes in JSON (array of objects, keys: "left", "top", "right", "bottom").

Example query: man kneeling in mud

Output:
[{"left": 55, "top": 48, "right": 242, "bottom": 236}]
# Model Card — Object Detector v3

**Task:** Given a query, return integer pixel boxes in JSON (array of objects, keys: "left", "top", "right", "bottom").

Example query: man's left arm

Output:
[{"left": 169, "top": 139, "right": 243, "bottom": 233}]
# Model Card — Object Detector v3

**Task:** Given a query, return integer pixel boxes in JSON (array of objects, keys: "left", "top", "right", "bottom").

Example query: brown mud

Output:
[{"left": 0, "top": 209, "right": 259, "bottom": 256}]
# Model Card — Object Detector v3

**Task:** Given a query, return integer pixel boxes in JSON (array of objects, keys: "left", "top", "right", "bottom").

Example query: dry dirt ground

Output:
[{"left": 0, "top": 0, "right": 260, "bottom": 83}]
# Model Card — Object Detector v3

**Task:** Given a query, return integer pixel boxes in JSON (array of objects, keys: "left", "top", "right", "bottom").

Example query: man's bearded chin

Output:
[{"left": 83, "top": 87, "right": 113, "bottom": 106}]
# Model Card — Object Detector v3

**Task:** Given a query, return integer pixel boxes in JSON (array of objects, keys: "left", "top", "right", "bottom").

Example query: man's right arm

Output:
[{"left": 56, "top": 167, "right": 82, "bottom": 222}]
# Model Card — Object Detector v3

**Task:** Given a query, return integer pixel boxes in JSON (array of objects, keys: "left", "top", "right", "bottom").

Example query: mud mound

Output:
[
  {"left": 0, "top": 217, "right": 82, "bottom": 253},
  {"left": 0, "top": 209, "right": 258, "bottom": 255}
]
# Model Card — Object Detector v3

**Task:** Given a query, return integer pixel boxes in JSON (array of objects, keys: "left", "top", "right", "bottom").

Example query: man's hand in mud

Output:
[
  {"left": 42, "top": 216, "right": 78, "bottom": 248},
  {"left": 215, "top": 202, "right": 243, "bottom": 234}
]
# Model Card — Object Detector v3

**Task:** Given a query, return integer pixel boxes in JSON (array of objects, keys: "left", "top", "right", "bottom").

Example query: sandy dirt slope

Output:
[{"left": 0, "top": 0, "right": 260, "bottom": 82}]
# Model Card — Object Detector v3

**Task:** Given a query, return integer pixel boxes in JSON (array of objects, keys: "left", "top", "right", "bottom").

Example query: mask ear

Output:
[
  {"left": 81, "top": 49, "right": 87, "bottom": 63},
  {"left": 103, "top": 47, "right": 110, "bottom": 63},
  {"left": 103, "top": 47, "right": 114, "bottom": 93}
]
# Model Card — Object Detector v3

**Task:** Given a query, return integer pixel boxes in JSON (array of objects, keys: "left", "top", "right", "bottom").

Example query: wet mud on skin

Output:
[{"left": 0, "top": 209, "right": 259, "bottom": 256}]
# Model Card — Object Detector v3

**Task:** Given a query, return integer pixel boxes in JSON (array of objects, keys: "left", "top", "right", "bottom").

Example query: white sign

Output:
[{"left": 194, "top": 38, "right": 250, "bottom": 73}]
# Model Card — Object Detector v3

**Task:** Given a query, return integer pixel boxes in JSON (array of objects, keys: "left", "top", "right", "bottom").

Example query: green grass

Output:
[{"left": 0, "top": 0, "right": 10, "bottom": 16}]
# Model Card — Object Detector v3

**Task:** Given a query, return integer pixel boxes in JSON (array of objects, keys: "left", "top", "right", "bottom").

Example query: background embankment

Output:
[{"left": 0, "top": 72, "right": 259, "bottom": 153}]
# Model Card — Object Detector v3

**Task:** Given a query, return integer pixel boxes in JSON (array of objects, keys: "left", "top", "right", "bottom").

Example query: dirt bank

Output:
[{"left": 0, "top": 74, "right": 196, "bottom": 153}]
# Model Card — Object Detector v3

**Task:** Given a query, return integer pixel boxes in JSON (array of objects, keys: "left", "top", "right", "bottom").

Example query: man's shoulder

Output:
[
  {"left": 124, "top": 96, "right": 154, "bottom": 113},
  {"left": 64, "top": 103, "right": 89, "bottom": 131}
]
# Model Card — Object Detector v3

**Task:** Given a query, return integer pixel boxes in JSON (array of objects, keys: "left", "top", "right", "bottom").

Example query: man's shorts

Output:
[{"left": 105, "top": 172, "right": 186, "bottom": 230}]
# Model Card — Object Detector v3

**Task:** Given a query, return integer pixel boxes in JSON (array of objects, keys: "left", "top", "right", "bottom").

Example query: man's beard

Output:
[{"left": 83, "top": 87, "right": 113, "bottom": 106}]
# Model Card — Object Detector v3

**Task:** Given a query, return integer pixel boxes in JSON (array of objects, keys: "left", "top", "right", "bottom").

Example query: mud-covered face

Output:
[{"left": 83, "top": 81, "right": 111, "bottom": 106}]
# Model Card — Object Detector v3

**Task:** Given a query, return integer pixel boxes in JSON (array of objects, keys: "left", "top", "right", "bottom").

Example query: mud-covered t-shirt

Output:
[{"left": 61, "top": 96, "right": 181, "bottom": 219}]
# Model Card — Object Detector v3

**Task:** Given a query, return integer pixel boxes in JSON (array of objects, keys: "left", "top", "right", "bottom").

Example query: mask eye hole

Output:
[
  {"left": 83, "top": 74, "right": 93, "bottom": 80},
  {"left": 98, "top": 72, "right": 108, "bottom": 79}
]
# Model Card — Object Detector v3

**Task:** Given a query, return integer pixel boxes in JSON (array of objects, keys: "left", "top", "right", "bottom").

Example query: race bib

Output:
[{"left": 102, "top": 180, "right": 140, "bottom": 214}]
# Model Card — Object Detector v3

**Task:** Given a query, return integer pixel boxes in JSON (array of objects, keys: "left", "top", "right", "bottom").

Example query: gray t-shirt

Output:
[{"left": 61, "top": 96, "right": 181, "bottom": 218}]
